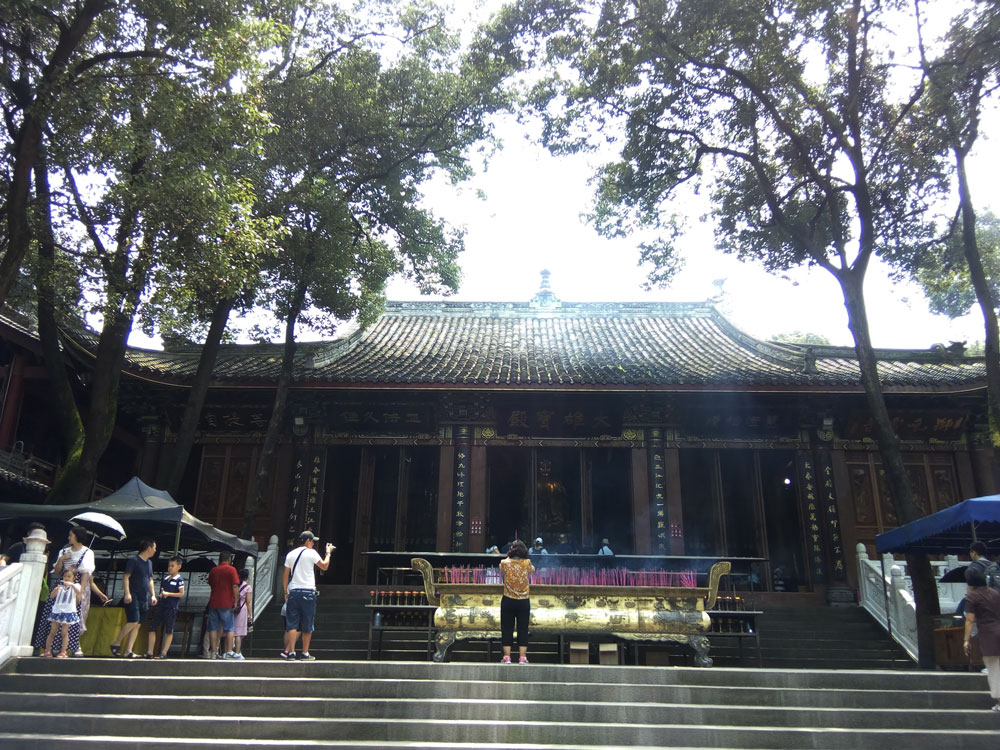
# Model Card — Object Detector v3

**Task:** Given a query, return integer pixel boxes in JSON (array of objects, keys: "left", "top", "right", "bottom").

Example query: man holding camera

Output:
[{"left": 280, "top": 530, "right": 333, "bottom": 660}]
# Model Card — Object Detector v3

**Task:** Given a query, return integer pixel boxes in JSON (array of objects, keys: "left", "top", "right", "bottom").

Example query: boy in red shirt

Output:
[{"left": 207, "top": 551, "right": 240, "bottom": 659}]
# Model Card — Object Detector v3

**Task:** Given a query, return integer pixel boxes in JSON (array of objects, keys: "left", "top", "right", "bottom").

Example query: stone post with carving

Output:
[{"left": 11, "top": 528, "right": 49, "bottom": 656}]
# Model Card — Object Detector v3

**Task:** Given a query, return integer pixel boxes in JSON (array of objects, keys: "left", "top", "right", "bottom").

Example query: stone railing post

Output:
[{"left": 11, "top": 528, "right": 49, "bottom": 656}]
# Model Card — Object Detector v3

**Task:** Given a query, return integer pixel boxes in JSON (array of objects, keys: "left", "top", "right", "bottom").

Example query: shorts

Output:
[
  {"left": 207, "top": 607, "right": 235, "bottom": 633},
  {"left": 124, "top": 596, "right": 149, "bottom": 623},
  {"left": 149, "top": 605, "right": 178, "bottom": 633},
  {"left": 284, "top": 589, "right": 317, "bottom": 633}
]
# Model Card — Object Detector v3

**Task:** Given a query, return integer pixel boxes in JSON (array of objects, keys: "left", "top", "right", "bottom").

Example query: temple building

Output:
[{"left": 0, "top": 275, "right": 990, "bottom": 596}]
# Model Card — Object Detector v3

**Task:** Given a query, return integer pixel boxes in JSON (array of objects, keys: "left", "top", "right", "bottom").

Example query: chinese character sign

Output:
[
  {"left": 797, "top": 453, "right": 826, "bottom": 583},
  {"left": 816, "top": 453, "right": 847, "bottom": 581},
  {"left": 452, "top": 430, "right": 471, "bottom": 551},
  {"left": 651, "top": 449, "right": 667, "bottom": 553}
]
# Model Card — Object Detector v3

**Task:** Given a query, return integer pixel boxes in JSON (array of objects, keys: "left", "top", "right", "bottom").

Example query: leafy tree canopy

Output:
[{"left": 914, "top": 211, "right": 1000, "bottom": 319}]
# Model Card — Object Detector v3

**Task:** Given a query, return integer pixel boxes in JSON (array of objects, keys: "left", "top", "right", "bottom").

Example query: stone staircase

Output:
[
  {"left": 250, "top": 588, "right": 915, "bottom": 669},
  {"left": 0, "top": 657, "right": 996, "bottom": 748},
  {"left": 709, "top": 604, "right": 916, "bottom": 670}
]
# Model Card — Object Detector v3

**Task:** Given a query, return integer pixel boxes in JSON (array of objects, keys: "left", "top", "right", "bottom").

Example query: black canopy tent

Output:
[{"left": 0, "top": 477, "right": 257, "bottom": 556}]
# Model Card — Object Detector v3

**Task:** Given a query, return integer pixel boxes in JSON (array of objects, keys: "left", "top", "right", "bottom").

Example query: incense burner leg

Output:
[
  {"left": 687, "top": 634, "right": 713, "bottom": 667},
  {"left": 434, "top": 631, "right": 456, "bottom": 663}
]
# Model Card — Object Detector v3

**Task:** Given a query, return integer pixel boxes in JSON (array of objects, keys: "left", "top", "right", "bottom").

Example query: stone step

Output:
[
  {"left": 3, "top": 691, "right": 997, "bottom": 729},
  {"left": 5, "top": 664, "right": 988, "bottom": 701},
  {"left": 0, "top": 711, "right": 997, "bottom": 749},
  {"left": 0, "top": 738, "right": 740, "bottom": 750}
]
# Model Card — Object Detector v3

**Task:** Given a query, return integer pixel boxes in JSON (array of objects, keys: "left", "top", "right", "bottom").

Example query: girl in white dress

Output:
[{"left": 43, "top": 569, "right": 82, "bottom": 657}]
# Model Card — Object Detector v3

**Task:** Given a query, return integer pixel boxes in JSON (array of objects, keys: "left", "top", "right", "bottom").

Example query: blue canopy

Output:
[{"left": 876, "top": 495, "right": 1000, "bottom": 555}]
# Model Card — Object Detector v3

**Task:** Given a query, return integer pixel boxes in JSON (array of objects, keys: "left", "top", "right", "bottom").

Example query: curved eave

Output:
[{"left": 114, "top": 364, "right": 987, "bottom": 396}]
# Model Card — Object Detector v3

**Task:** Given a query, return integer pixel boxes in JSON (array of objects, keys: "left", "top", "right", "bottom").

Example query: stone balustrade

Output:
[
  {"left": 856, "top": 542, "right": 966, "bottom": 662},
  {"left": 0, "top": 529, "right": 49, "bottom": 666}
]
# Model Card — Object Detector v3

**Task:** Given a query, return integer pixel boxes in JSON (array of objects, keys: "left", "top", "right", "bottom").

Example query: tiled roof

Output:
[{"left": 9, "top": 302, "right": 984, "bottom": 391}]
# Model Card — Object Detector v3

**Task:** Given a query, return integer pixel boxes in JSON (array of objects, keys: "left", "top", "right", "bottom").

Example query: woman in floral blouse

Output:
[{"left": 499, "top": 539, "right": 534, "bottom": 664}]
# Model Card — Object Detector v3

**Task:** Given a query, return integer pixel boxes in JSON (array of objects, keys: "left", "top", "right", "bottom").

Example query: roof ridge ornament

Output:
[{"left": 531, "top": 269, "right": 560, "bottom": 308}]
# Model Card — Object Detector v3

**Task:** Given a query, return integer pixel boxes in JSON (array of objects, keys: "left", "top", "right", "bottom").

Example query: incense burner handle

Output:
[
  {"left": 411, "top": 557, "right": 440, "bottom": 606},
  {"left": 704, "top": 560, "right": 731, "bottom": 610}
]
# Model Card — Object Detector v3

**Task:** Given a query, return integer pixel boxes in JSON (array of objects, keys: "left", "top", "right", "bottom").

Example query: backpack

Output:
[{"left": 971, "top": 558, "right": 1000, "bottom": 591}]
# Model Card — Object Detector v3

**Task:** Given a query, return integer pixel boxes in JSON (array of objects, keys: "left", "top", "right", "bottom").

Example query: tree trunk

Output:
[
  {"left": 159, "top": 297, "right": 234, "bottom": 496},
  {"left": 33, "top": 154, "right": 86, "bottom": 503},
  {"left": 954, "top": 149, "right": 1000, "bottom": 445},
  {"left": 241, "top": 282, "right": 307, "bottom": 540},
  {"left": 838, "top": 267, "right": 939, "bottom": 668},
  {"left": 0, "top": 0, "right": 111, "bottom": 307}
]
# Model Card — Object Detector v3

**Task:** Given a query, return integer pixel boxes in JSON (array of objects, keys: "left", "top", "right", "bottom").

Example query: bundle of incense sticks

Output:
[{"left": 438, "top": 565, "right": 698, "bottom": 587}]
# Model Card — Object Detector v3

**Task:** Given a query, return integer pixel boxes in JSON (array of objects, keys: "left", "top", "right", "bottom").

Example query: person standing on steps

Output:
[
  {"left": 281, "top": 531, "right": 333, "bottom": 661},
  {"left": 964, "top": 565, "right": 1000, "bottom": 712},
  {"left": 110, "top": 539, "right": 157, "bottom": 658},
  {"left": 499, "top": 539, "right": 534, "bottom": 665},
  {"left": 207, "top": 551, "right": 240, "bottom": 659}
]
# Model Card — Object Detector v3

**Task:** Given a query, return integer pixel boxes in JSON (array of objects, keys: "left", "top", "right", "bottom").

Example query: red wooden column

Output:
[
  {"left": 469, "top": 443, "right": 487, "bottom": 552},
  {"left": 648, "top": 429, "right": 668, "bottom": 554},
  {"left": 436, "top": 443, "right": 455, "bottom": 552},
  {"left": 664, "top": 447, "right": 685, "bottom": 554},
  {"left": 450, "top": 426, "right": 472, "bottom": 551},
  {"left": 631, "top": 446, "right": 651, "bottom": 553}
]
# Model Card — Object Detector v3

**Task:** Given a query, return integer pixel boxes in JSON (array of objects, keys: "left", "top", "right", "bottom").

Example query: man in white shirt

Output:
[
  {"left": 597, "top": 538, "right": 614, "bottom": 556},
  {"left": 281, "top": 530, "right": 333, "bottom": 660}
]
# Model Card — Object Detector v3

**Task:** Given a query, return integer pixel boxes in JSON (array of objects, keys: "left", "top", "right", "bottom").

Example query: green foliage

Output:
[
  {"left": 251, "top": 0, "right": 514, "bottom": 337},
  {"left": 2, "top": 0, "right": 289, "bottom": 331},
  {"left": 500, "top": 0, "right": 946, "bottom": 285},
  {"left": 914, "top": 212, "right": 1000, "bottom": 319}
]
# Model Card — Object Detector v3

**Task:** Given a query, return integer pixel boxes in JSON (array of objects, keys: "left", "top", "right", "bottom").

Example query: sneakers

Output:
[
  {"left": 991, "top": 704, "right": 1000, "bottom": 712},
  {"left": 222, "top": 651, "right": 237, "bottom": 660},
  {"left": 230, "top": 652, "right": 245, "bottom": 660},
  {"left": 279, "top": 650, "right": 294, "bottom": 660},
  {"left": 108, "top": 644, "right": 121, "bottom": 657},
  {"left": 518, "top": 656, "right": 529, "bottom": 664},
  {"left": 500, "top": 655, "right": 511, "bottom": 664},
  {"left": 209, "top": 652, "right": 219, "bottom": 660},
  {"left": 298, "top": 652, "right": 315, "bottom": 661}
]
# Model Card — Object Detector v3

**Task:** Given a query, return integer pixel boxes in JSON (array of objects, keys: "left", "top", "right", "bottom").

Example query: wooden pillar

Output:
[
  {"left": 0, "top": 353, "right": 25, "bottom": 450},
  {"left": 955, "top": 451, "right": 977, "bottom": 504},
  {"left": 436, "top": 444, "right": 454, "bottom": 552},
  {"left": 580, "top": 449, "right": 593, "bottom": 550},
  {"left": 469, "top": 444, "right": 487, "bottom": 552},
  {"left": 664, "top": 447, "right": 685, "bottom": 555},
  {"left": 631, "top": 447, "right": 651, "bottom": 554},
  {"left": 831, "top": 449, "right": 860, "bottom": 589},
  {"left": 648, "top": 429, "right": 668, "bottom": 554},
  {"left": 393, "top": 447, "right": 411, "bottom": 550},
  {"left": 351, "top": 447, "right": 376, "bottom": 584},
  {"left": 450, "top": 426, "right": 472, "bottom": 551},
  {"left": 970, "top": 446, "right": 997, "bottom": 496}
]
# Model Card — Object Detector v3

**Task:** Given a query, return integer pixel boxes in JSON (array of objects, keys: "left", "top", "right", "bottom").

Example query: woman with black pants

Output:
[{"left": 499, "top": 539, "right": 534, "bottom": 664}]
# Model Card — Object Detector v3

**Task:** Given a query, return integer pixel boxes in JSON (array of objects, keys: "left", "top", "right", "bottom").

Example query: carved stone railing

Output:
[
  {"left": 0, "top": 563, "right": 24, "bottom": 663},
  {"left": 855, "top": 543, "right": 965, "bottom": 662},
  {"left": 0, "top": 530, "right": 49, "bottom": 667},
  {"left": 251, "top": 535, "right": 280, "bottom": 614}
]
